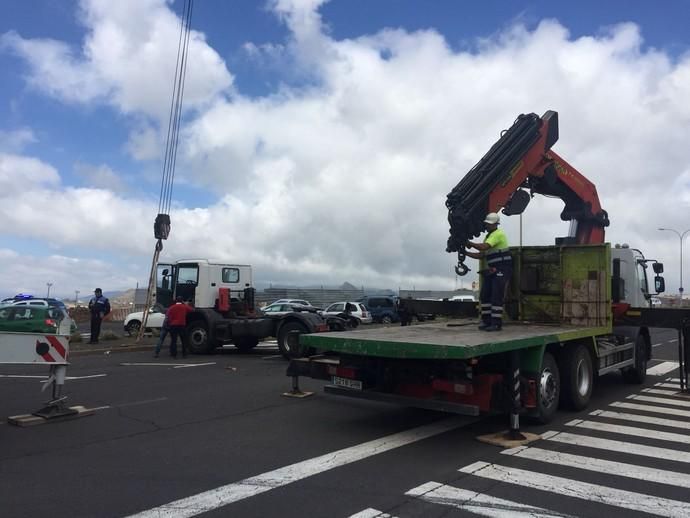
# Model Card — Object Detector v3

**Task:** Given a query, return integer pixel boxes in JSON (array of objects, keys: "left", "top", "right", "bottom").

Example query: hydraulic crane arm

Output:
[{"left": 446, "top": 110, "right": 609, "bottom": 275}]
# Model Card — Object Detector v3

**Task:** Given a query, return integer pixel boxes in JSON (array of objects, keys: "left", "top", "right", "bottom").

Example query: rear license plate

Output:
[{"left": 332, "top": 376, "right": 362, "bottom": 390}]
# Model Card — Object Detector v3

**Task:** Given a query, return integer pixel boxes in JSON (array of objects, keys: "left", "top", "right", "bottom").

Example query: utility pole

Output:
[
  {"left": 75, "top": 290, "right": 80, "bottom": 306},
  {"left": 46, "top": 282, "right": 53, "bottom": 297}
]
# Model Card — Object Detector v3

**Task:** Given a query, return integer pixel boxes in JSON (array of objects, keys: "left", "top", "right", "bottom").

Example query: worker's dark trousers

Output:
[
  {"left": 90, "top": 315, "right": 102, "bottom": 343},
  {"left": 169, "top": 325, "right": 187, "bottom": 357},
  {"left": 480, "top": 267, "right": 512, "bottom": 328}
]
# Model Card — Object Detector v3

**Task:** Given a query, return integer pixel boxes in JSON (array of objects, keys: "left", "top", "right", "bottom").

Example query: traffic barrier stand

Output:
[
  {"left": 282, "top": 330, "right": 314, "bottom": 398},
  {"left": 1, "top": 330, "right": 96, "bottom": 426}
]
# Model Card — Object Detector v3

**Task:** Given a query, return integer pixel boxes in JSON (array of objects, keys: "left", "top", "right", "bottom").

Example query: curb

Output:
[{"left": 70, "top": 343, "right": 155, "bottom": 357}]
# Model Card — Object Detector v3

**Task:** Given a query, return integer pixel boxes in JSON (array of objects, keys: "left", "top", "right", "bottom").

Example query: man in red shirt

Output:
[{"left": 165, "top": 296, "right": 193, "bottom": 358}]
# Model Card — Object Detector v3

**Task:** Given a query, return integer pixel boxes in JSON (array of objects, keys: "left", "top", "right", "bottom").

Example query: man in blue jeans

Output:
[{"left": 153, "top": 315, "right": 170, "bottom": 358}]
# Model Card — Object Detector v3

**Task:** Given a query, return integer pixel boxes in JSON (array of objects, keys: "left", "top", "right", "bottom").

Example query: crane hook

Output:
[{"left": 454, "top": 251, "right": 470, "bottom": 276}]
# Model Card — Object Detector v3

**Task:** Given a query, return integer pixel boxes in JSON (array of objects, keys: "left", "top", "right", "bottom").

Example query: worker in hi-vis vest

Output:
[{"left": 465, "top": 212, "right": 513, "bottom": 331}]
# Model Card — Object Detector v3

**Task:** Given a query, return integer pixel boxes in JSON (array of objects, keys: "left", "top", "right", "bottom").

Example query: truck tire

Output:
[
  {"left": 381, "top": 315, "right": 393, "bottom": 324},
  {"left": 234, "top": 336, "right": 259, "bottom": 352},
  {"left": 186, "top": 320, "right": 215, "bottom": 354},
  {"left": 559, "top": 344, "right": 594, "bottom": 410},
  {"left": 535, "top": 352, "right": 560, "bottom": 424},
  {"left": 622, "top": 335, "right": 647, "bottom": 384},
  {"left": 277, "top": 321, "right": 308, "bottom": 359}
]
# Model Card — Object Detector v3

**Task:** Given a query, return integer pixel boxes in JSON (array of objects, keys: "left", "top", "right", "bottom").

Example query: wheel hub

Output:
[{"left": 540, "top": 368, "right": 557, "bottom": 407}]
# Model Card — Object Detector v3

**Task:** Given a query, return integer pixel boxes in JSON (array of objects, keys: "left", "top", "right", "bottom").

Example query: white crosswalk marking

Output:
[
  {"left": 628, "top": 394, "right": 690, "bottom": 408},
  {"left": 646, "top": 362, "right": 679, "bottom": 376},
  {"left": 565, "top": 418, "right": 690, "bottom": 444},
  {"left": 348, "top": 509, "right": 396, "bottom": 518},
  {"left": 643, "top": 387, "right": 683, "bottom": 396},
  {"left": 502, "top": 445, "right": 690, "bottom": 488},
  {"left": 656, "top": 382, "right": 683, "bottom": 389},
  {"left": 611, "top": 401, "right": 690, "bottom": 418},
  {"left": 590, "top": 409, "right": 690, "bottom": 430},
  {"left": 542, "top": 430, "right": 690, "bottom": 463},
  {"left": 405, "top": 481, "right": 573, "bottom": 518},
  {"left": 459, "top": 461, "right": 689, "bottom": 517}
]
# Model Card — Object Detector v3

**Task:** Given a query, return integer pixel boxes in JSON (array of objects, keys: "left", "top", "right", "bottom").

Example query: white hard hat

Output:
[{"left": 484, "top": 212, "right": 500, "bottom": 225}]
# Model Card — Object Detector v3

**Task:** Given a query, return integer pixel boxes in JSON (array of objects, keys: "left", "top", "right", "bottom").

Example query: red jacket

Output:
[{"left": 166, "top": 302, "right": 193, "bottom": 326}]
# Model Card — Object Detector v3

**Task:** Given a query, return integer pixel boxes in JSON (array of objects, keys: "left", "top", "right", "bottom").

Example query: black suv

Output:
[{"left": 357, "top": 295, "right": 399, "bottom": 324}]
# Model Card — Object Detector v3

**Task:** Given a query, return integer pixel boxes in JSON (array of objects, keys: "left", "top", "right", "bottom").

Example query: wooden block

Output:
[
  {"left": 476, "top": 430, "right": 541, "bottom": 448},
  {"left": 282, "top": 391, "right": 314, "bottom": 398},
  {"left": 7, "top": 405, "right": 96, "bottom": 427}
]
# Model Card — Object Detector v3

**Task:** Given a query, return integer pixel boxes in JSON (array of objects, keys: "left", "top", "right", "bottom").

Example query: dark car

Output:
[
  {"left": 0, "top": 305, "right": 68, "bottom": 334},
  {"left": 357, "top": 295, "right": 399, "bottom": 324}
]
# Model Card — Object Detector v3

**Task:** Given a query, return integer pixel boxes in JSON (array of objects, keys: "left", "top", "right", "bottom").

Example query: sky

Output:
[{"left": 1, "top": 0, "right": 689, "bottom": 300}]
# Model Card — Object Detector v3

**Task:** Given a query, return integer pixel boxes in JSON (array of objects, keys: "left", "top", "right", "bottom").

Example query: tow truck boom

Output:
[{"left": 446, "top": 110, "right": 609, "bottom": 275}]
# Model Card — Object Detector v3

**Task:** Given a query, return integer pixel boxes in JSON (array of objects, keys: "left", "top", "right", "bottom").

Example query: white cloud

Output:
[
  {"left": 0, "top": 128, "right": 37, "bottom": 153},
  {"left": 1, "top": 1, "right": 690, "bottom": 295}
]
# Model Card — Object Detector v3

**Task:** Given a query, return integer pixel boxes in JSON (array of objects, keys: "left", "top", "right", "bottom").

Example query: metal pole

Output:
[
  {"left": 658, "top": 228, "right": 690, "bottom": 304},
  {"left": 46, "top": 282, "right": 53, "bottom": 297},
  {"left": 509, "top": 349, "right": 526, "bottom": 440}
]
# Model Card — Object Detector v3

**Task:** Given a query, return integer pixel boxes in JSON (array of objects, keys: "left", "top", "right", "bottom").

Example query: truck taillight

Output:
[{"left": 327, "top": 366, "right": 358, "bottom": 379}]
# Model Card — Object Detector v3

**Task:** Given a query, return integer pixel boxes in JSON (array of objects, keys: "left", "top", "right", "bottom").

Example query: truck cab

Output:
[
  {"left": 611, "top": 245, "right": 665, "bottom": 308},
  {"left": 156, "top": 259, "right": 253, "bottom": 311}
]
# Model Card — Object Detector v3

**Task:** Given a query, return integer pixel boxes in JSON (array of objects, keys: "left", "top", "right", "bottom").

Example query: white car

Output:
[
  {"left": 320, "top": 302, "right": 372, "bottom": 324},
  {"left": 124, "top": 307, "right": 166, "bottom": 336},
  {"left": 269, "top": 298, "right": 311, "bottom": 307},
  {"left": 261, "top": 303, "right": 320, "bottom": 316}
]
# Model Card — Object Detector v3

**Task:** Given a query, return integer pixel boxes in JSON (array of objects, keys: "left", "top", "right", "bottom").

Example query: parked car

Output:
[
  {"left": 357, "top": 295, "right": 399, "bottom": 324},
  {"left": 260, "top": 303, "right": 320, "bottom": 317},
  {"left": 268, "top": 299, "right": 311, "bottom": 307},
  {"left": 320, "top": 302, "right": 372, "bottom": 324},
  {"left": 123, "top": 305, "right": 166, "bottom": 336},
  {"left": 0, "top": 305, "right": 70, "bottom": 334}
]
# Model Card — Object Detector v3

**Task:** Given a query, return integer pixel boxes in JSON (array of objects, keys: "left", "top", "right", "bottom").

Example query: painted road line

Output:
[
  {"left": 119, "top": 362, "right": 210, "bottom": 368},
  {"left": 502, "top": 445, "right": 690, "bottom": 489},
  {"left": 173, "top": 362, "right": 216, "bottom": 369},
  {"left": 460, "top": 461, "right": 688, "bottom": 517},
  {"left": 646, "top": 362, "right": 678, "bottom": 376},
  {"left": 590, "top": 409, "right": 690, "bottom": 430},
  {"left": 125, "top": 416, "right": 472, "bottom": 518},
  {"left": 405, "top": 481, "right": 571, "bottom": 518},
  {"left": 643, "top": 388, "right": 683, "bottom": 396},
  {"left": 565, "top": 419, "right": 690, "bottom": 445},
  {"left": 542, "top": 430, "right": 690, "bottom": 463},
  {"left": 348, "top": 509, "right": 396, "bottom": 518},
  {"left": 628, "top": 394, "right": 690, "bottom": 408},
  {"left": 0, "top": 374, "right": 107, "bottom": 380},
  {"left": 610, "top": 401, "right": 690, "bottom": 418},
  {"left": 669, "top": 339, "right": 678, "bottom": 343},
  {"left": 652, "top": 342, "right": 662, "bottom": 348}
]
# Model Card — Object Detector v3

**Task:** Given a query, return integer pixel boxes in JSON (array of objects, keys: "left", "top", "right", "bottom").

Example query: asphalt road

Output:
[{"left": 1, "top": 328, "right": 688, "bottom": 517}]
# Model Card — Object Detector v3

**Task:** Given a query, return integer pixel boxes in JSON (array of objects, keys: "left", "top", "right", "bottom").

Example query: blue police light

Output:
[{"left": 14, "top": 293, "right": 34, "bottom": 300}]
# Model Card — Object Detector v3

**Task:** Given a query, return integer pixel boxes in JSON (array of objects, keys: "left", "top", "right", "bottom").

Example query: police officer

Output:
[
  {"left": 88, "top": 288, "right": 111, "bottom": 344},
  {"left": 465, "top": 212, "right": 513, "bottom": 331}
]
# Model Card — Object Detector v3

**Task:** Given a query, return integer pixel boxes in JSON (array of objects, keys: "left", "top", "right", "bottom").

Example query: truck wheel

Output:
[
  {"left": 277, "top": 321, "right": 308, "bottom": 359},
  {"left": 535, "top": 352, "right": 560, "bottom": 424},
  {"left": 560, "top": 344, "right": 593, "bottom": 410},
  {"left": 622, "top": 335, "right": 647, "bottom": 384},
  {"left": 187, "top": 320, "right": 215, "bottom": 354},
  {"left": 234, "top": 336, "right": 259, "bottom": 352},
  {"left": 125, "top": 320, "right": 141, "bottom": 336},
  {"left": 381, "top": 315, "right": 392, "bottom": 324}
]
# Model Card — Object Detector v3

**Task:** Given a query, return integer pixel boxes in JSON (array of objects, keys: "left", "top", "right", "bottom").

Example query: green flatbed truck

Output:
[{"left": 287, "top": 243, "right": 688, "bottom": 423}]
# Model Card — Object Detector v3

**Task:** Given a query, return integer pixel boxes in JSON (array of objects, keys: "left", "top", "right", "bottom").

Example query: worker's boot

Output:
[
  {"left": 478, "top": 319, "right": 491, "bottom": 330},
  {"left": 484, "top": 317, "right": 503, "bottom": 332}
]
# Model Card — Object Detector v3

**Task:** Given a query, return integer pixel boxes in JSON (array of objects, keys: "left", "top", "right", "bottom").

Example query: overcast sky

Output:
[{"left": 1, "top": 0, "right": 689, "bottom": 299}]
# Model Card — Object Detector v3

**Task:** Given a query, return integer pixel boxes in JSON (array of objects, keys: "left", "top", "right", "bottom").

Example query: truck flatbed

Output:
[{"left": 301, "top": 320, "right": 612, "bottom": 360}]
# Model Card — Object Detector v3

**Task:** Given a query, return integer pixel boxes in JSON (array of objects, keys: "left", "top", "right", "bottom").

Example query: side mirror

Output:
[
  {"left": 655, "top": 276, "right": 665, "bottom": 294},
  {"left": 653, "top": 262, "right": 664, "bottom": 274}
]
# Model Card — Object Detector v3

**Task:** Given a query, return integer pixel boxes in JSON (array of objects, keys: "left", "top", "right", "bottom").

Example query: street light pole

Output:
[
  {"left": 46, "top": 282, "right": 53, "bottom": 297},
  {"left": 75, "top": 290, "right": 80, "bottom": 306},
  {"left": 658, "top": 227, "right": 690, "bottom": 303}
]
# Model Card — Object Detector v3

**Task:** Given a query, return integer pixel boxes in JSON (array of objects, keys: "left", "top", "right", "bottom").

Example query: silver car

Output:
[{"left": 320, "top": 302, "right": 372, "bottom": 324}]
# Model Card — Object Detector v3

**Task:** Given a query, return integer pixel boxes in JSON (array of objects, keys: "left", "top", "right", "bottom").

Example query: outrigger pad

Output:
[{"left": 282, "top": 390, "right": 314, "bottom": 399}]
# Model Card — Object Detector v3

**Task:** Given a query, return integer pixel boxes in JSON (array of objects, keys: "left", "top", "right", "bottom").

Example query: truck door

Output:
[
  {"left": 156, "top": 264, "right": 175, "bottom": 308},
  {"left": 175, "top": 263, "right": 199, "bottom": 305}
]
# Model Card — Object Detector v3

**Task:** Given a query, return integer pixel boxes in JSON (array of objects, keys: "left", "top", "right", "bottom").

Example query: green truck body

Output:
[{"left": 289, "top": 244, "right": 661, "bottom": 422}]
